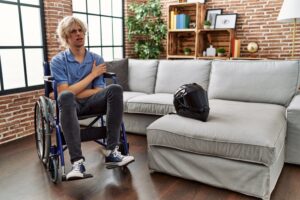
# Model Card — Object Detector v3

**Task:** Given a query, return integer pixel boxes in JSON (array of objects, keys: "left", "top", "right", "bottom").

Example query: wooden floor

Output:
[{"left": 1, "top": 134, "right": 300, "bottom": 200}]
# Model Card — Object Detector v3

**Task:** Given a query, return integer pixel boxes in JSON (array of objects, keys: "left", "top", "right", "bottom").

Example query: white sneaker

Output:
[
  {"left": 105, "top": 146, "right": 135, "bottom": 167},
  {"left": 66, "top": 159, "right": 86, "bottom": 180}
]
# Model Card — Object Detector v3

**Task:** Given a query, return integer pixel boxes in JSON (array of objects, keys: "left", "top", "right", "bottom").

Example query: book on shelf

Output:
[
  {"left": 176, "top": 14, "right": 190, "bottom": 29},
  {"left": 170, "top": 11, "right": 175, "bottom": 30}
]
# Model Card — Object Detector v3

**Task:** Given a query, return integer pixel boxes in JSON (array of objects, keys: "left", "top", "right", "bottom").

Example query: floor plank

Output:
[{"left": 0, "top": 134, "right": 300, "bottom": 200}]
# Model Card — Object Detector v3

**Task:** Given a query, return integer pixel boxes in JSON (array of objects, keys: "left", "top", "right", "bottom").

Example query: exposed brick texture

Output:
[
  {"left": 0, "top": 90, "right": 44, "bottom": 144},
  {"left": 0, "top": 0, "right": 298, "bottom": 144},
  {"left": 44, "top": 0, "right": 73, "bottom": 61}
]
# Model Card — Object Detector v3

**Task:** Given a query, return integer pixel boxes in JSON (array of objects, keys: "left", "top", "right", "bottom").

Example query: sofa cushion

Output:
[
  {"left": 155, "top": 60, "right": 212, "bottom": 94},
  {"left": 208, "top": 60, "right": 300, "bottom": 106},
  {"left": 105, "top": 58, "right": 129, "bottom": 91},
  {"left": 147, "top": 99, "right": 286, "bottom": 166},
  {"left": 128, "top": 59, "right": 158, "bottom": 94},
  {"left": 123, "top": 91, "right": 147, "bottom": 113},
  {"left": 127, "top": 93, "right": 174, "bottom": 115}
]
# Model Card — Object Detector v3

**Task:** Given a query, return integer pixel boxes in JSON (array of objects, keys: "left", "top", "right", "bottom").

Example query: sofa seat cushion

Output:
[
  {"left": 123, "top": 91, "right": 147, "bottom": 112},
  {"left": 127, "top": 93, "right": 174, "bottom": 115},
  {"left": 147, "top": 99, "right": 286, "bottom": 166}
]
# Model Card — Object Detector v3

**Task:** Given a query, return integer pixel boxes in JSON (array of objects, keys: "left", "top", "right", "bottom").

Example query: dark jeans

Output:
[{"left": 58, "top": 84, "right": 123, "bottom": 163}]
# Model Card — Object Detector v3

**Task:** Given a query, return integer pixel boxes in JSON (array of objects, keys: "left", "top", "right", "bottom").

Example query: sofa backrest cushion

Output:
[
  {"left": 208, "top": 60, "right": 300, "bottom": 106},
  {"left": 155, "top": 60, "right": 212, "bottom": 94},
  {"left": 105, "top": 58, "right": 129, "bottom": 91},
  {"left": 128, "top": 59, "right": 158, "bottom": 94}
]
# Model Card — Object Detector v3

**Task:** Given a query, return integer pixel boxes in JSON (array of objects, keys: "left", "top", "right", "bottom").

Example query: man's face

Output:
[{"left": 67, "top": 23, "right": 85, "bottom": 48}]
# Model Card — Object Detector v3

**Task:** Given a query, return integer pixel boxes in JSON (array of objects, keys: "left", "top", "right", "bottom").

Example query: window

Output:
[
  {"left": 0, "top": 0, "right": 46, "bottom": 95},
  {"left": 72, "top": 0, "right": 124, "bottom": 61}
]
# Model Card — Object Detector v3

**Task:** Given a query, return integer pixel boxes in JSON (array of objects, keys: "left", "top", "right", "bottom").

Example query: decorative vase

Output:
[{"left": 206, "top": 45, "right": 216, "bottom": 56}]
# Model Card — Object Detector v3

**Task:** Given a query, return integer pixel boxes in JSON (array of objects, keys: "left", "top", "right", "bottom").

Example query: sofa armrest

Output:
[{"left": 286, "top": 94, "right": 300, "bottom": 164}]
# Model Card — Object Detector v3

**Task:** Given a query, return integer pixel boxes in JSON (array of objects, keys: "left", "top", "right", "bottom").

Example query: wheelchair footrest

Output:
[
  {"left": 62, "top": 173, "right": 93, "bottom": 181},
  {"left": 80, "top": 127, "right": 106, "bottom": 142}
]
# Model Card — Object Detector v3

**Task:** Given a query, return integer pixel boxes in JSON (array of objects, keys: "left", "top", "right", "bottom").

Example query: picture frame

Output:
[
  {"left": 205, "top": 9, "right": 222, "bottom": 29},
  {"left": 215, "top": 14, "right": 237, "bottom": 29}
]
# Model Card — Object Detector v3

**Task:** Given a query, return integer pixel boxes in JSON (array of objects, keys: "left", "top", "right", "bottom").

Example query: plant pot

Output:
[
  {"left": 217, "top": 53, "right": 225, "bottom": 57},
  {"left": 184, "top": 51, "right": 191, "bottom": 55},
  {"left": 203, "top": 25, "right": 210, "bottom": 30}
]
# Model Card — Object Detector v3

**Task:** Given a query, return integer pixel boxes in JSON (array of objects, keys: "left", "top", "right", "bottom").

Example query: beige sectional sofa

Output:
[{"left": 83, "top": 59, "right": 300, "bottom": 200}]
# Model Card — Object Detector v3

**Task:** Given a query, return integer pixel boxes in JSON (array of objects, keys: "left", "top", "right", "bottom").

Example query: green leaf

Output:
[{"left": 126, "top": 0, "right": 166, "bottom": 59}]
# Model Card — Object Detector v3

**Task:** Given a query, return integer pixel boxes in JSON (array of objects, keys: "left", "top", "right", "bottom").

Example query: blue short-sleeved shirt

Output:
[{"left": 50, "top": 49, "right": 105, "bottom": 89}]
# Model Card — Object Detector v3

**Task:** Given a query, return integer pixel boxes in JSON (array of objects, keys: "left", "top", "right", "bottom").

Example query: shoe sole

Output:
[
  {"left": 105, "top": 158, "right": 135, "bottom": 169},
  {"left": 64, "top": 173, "right": 93, "bottom": 181}
]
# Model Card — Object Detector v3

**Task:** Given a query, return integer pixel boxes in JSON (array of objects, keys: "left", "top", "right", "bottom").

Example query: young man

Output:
[{"left": 50, "top": 16, "right": 134, "bottom": 180}]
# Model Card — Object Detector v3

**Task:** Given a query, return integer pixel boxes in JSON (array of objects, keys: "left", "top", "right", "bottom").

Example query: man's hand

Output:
[
  {"left": 57, "top": 60, "right": 106, "bottom": 97},
  {"left": 91, "top": 60, "right": 107, "bottom": 79}
]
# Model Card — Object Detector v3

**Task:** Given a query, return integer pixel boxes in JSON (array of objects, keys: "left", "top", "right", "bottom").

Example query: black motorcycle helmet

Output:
[{"left": 173, "top": 83, "right": 210, "bottom": 122}]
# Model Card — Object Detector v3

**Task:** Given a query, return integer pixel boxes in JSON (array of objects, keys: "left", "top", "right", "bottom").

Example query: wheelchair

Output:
[{"left": 34, "top": 62, "right": 130, "bottom": 183}]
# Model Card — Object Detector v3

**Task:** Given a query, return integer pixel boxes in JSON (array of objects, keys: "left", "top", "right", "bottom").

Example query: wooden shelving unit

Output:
[
  {"left": 166, "top": 2, "right": 236, "bottom": 59},
  {"left": 167, "top": 2, "right": 206, "bottom": 59},
  {"left": 198, "top": 29, "right": 235, "bottom": 59}
]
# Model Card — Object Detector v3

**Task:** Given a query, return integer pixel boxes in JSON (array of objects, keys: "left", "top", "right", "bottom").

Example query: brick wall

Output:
[
  {"left": 0, "top": 0, "right": 298, "bottom": 144},
  {"left": 0, "top": 90, "right": 44, "bottom": 144},
  {"left": 44, "top": 0, "right": 73, "bottom": 60}
]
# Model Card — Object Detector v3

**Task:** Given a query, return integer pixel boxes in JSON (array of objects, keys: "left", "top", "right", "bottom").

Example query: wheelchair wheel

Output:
[
  {"left": 34, "top": 100, "right": 51, "bottom": 165},
  {"left": 48, "top": 156, "right": 59, "bottom": 183}
]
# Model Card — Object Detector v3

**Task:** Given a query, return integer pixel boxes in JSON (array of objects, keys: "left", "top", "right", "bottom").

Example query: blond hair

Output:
[{"left": 56, "top": 16, "right": 87, "bottom": 48}]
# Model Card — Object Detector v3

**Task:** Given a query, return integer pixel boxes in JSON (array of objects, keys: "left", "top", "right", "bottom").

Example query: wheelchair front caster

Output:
[{"left": 48, "top": 156, "right": 59, "bottom": 183}]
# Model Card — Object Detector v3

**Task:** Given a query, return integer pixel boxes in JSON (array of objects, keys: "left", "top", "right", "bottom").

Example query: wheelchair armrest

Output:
[
  {"left": 44, "top": 75, "right": 55, "bottom": 81},
  {"left": 103, "top": 72, "right": 116, "bottom": 79}
]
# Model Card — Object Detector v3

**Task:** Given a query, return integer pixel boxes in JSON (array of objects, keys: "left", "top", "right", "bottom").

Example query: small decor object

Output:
[
  {"left": 203, "top": 20, "right": 211, "bottom": 29},
  {"left": 217, "top": 48, "right": 226, "bottom": 57},
  {"left": 233, "top": 39, "right": 241, "bottom": 58},
  {"left": 206, "top": 45, "right": 216, "bottom": 56},
  {"left": 189, "top": 22, "right": 196, "bottom": 29},
  {"left": 206, "top": 9, "right": 222, "bottom": 29},
  {"left": 183, "top": 47, "right": 192, "bottom": 55},
  {"left": 247, "top": 42, "right": 258, "bottom": 53},
  {"left": 215, "top": 14, "right": 237, "bottom": 29}
]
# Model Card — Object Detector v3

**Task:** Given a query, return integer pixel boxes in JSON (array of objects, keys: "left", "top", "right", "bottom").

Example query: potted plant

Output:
[
  {"left": 217, "top": 48, "right": 226, "bottom": 57},
  {"left": 183, "top": 47, "right": 192, "bottom": 55},
  {"left": 126, "top": 0, "right": 167, "bottom": 59},
  {"left": 203, "top": 20, "right": 211, "bottom": 29}
]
